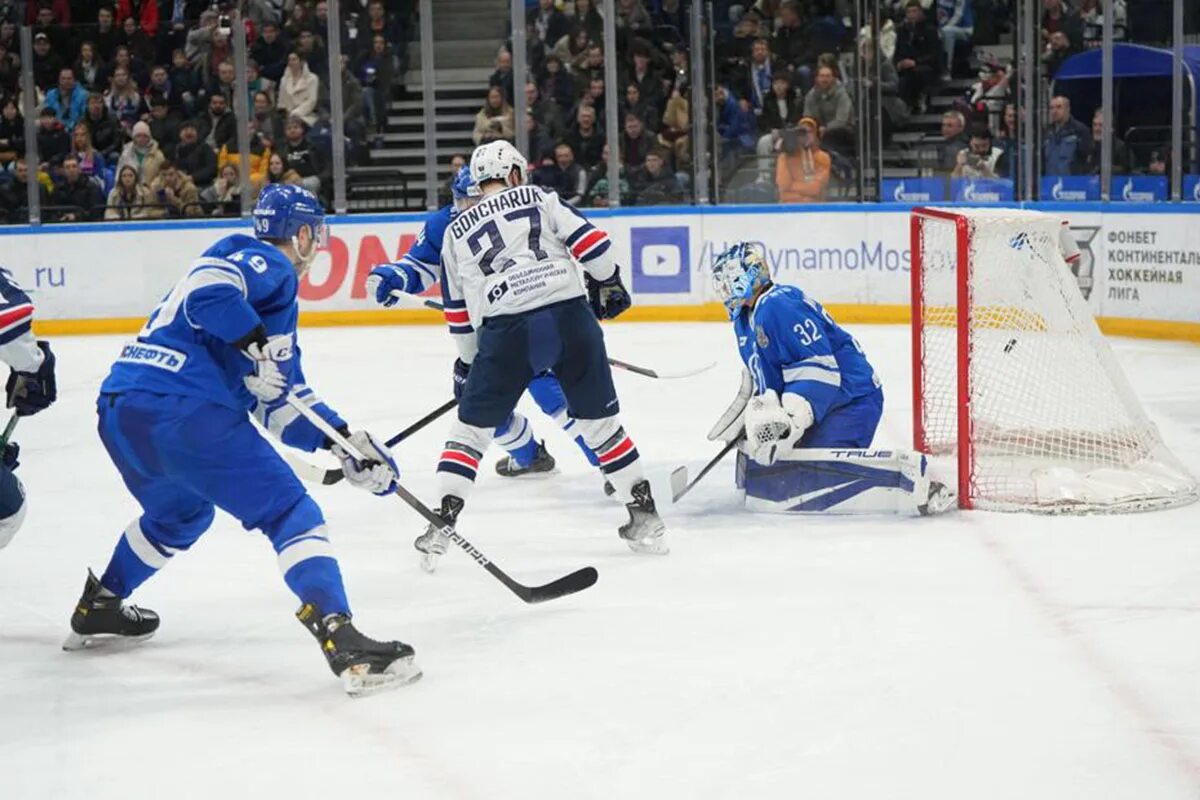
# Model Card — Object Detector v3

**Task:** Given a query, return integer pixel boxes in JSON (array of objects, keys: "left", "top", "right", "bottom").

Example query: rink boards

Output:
[{"left": 1, "top": 202, "right": 1197, "bottom": 342}]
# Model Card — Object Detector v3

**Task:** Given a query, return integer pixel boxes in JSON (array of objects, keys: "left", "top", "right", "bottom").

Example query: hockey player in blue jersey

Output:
[
  {"left": 707, "top": 243, "right": 952, "bottom": 515},
  {"left": 63, "top": 185, "right": 421, "bottom": 696},
  {"left": 0, "top": 268, "right": 58, "bottom": 550},
  {"left": 364, "top": 165, "right": 602, "bottom": 482}
]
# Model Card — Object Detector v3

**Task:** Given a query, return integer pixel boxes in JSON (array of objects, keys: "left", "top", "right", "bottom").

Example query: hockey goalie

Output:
[{"left": 706, "top": 242, "right": 953, "bottom": 516}]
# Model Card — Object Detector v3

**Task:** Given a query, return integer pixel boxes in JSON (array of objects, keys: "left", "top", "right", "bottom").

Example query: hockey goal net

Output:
[{"left": 911, "top": 207, "right": 1197, "bottom": 513}]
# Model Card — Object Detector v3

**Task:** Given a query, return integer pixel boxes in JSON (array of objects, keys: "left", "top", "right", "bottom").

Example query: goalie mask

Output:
[{"left": 711, "top": 242, "right": 770, "bottom": 319}]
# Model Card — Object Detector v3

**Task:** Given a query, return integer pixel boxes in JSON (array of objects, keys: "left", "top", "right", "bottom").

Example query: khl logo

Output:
[{"left": 630, "top": 226, "right": 690, "bottom": 294}]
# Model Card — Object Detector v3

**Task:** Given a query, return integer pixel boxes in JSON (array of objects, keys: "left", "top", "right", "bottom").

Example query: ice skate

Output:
[
  {"left": 297, "top": 603, "right": 421, "bottom": 697},
  {"left": 62, "top": 569, "right": 160, "bottom": 651},
  {"left": 414, "top": 495, "right": 462, "bottom": 573},
  {"left": 918, "top": 481, "right": 957, "bottom": 516},
  {"left": 495, "top": 441, "right": 556, "bottom": 477},
  {"left": 618, "top": 479, "right": 669, "bottom": 555}
]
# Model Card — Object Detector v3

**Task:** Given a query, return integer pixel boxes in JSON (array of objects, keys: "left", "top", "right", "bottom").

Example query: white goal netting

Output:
[{"left": 914, "top": 207, "right": 1197, "bottom": 513}]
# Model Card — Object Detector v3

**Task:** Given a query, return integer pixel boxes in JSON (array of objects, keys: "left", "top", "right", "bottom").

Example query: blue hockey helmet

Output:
[
  {"left": 451, "top": 165, "right": 480, "bottom": 211},
  {"left": 711, "top": 242, "right": 771, "bottom": 319},
  {"left": 253, "top": 184, "right": 327, "bottom": 247}
]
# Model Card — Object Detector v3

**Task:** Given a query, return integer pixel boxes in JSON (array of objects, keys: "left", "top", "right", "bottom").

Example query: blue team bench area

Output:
[{"left": 881, "top": 177, "right": 1200, "bottom": 204}]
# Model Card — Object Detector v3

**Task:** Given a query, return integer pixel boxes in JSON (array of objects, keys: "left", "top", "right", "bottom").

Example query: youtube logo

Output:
[{"left": 631, "top": 226, "right": 690, "bottom": 294}]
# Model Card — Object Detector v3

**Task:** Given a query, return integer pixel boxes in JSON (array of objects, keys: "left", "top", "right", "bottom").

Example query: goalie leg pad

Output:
[{"left": 739, "top": 448, "right": 938, "bottom": 516}]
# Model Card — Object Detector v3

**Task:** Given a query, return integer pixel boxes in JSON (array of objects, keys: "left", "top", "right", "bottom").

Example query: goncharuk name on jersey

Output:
[{"left": 448, "top": 186, "right": 542, "bottom": 239}]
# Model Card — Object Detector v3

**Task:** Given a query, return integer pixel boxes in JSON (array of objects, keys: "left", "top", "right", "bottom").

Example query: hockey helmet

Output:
[
  {"left": 253, "top": 184, "right": 327, "bottom": 247},
  {"left": 470, "top": 140, "right": 527, "bottom": 187},
  {"left": 711, "top": 242, "right": 771, "bottom": 319},
  {"left": 451, "top": 165, "right": 481, "bottom": 210}
]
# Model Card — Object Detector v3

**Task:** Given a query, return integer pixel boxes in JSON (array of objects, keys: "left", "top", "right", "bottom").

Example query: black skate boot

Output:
[
  {"left": 297, "top": 603, "right": 422, "bottom": 697},
  {"left": 62, "top": 569, "right": 160, "bottom": 651},
  {"left": 414, "top": 495, "right": 463, "bottom": 574},
  {"left": 618, "top": 480, "right": 669, "bottom": 555},
  {"left": 495, "top": 441, "right": 556, "bottom": 477}
]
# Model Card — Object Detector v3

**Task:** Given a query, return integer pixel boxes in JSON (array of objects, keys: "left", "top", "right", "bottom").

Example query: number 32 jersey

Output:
[
  {"left": 736, "top": 284, "right": 881, "bottom": 423},
  {"left": 441, "top": 185, "right": 616, "bottom": 322}
]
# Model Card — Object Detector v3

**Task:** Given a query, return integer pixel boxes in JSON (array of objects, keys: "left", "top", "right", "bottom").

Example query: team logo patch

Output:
[
  {"left": 756, "top": 325, "right": 769, "bottom": 349},
  {"left": 487, "top": 280, "right": 509, "bottom": 305}
]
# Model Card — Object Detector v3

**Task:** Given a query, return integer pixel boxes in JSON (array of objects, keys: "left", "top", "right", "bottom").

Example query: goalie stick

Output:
[
  {"left": 284, "top": 394, "right": 599, "bottom": 604},
  {"left": 670, "top": 438, "right": 741, "bottom": 503},
  {"left": 391, "top": 292, "right": 716, "bottom": 380},
  {"left": 286, "top": 398, "right": 458, "bottom": 486}
]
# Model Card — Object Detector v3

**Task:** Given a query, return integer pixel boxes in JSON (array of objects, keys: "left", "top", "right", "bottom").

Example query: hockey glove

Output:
[
  {"left": 744, "top": 390, "right": 814, "bottom": 465},
  {"left": 707, "top": 367, "right": 753, "bottom": 443},
  {"left": 333, "top": 431, "right": 399, "bottom": 496},
  {"left": 6, "top": 341, "right": 57, "bottom": 417},
  {"left": 586, "top": 269, "right": 632, "bottom": 320},
  {"left": 365, "top": 264, "right": 409, "bottom": 308},
  {"left": 238, "top": 327, "right": 294, "bottom": 404},
  {"left": 452, "top": 358, "right": 470, "bottom": 401}
]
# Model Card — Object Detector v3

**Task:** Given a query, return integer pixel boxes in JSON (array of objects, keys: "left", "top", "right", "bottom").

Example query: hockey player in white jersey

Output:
[
  {"left": 0, "top": 268, "right": 57, "bottom": 550},
  {"left": 415, "top": 141, "right": 667, "bottom": 565},
  {"left": 707, "top": 243, "right": 953, "bottom": 515}
]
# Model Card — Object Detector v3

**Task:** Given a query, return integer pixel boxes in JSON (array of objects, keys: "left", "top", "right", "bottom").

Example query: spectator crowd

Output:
[
  {"left": 0, "top": 0, "right": 1191, "bottom": 222},
  {"left": 0, "top": 0, "right": 416, "bottom": 223}
]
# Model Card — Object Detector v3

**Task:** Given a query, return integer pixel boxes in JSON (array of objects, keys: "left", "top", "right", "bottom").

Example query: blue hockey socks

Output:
[{"left": 275, "top": 526, "right": 351, "bottom": 616}]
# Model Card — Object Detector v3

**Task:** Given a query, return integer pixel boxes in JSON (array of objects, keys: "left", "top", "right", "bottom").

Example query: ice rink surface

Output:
[{"left": 1, "top": 322, "right": 1198, "bottom": 800}]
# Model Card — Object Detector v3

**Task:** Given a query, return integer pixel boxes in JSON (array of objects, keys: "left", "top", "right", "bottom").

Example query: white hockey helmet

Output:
[{"left": 470, "top": 140, "right": 528, "bottom": 186}]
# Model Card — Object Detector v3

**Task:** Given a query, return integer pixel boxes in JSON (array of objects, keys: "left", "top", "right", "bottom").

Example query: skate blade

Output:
[
  {"left": 342, "top": 657, "right": 423, "bottom": 698},
  {"left": 624, "top": 520, "right": 670, "bottom": 555},
  {"left": 919, "top": 484, "right": 958, "bottom": 516},
  {"left": 496, "top": 465, "right": 558, "bottom": 479},
  {"left": 626, "top": 537, "right": 670, "bottom": 555},
  {"left": 62, "top": 630, "right": 156, "bottom": 652},
  {"left": 419, "top": 551, "right": 442, "bottom": 574}
]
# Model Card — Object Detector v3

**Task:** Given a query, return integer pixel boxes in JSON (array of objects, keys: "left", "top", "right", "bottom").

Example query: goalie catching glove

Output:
[
  {"left": 331, "top": 430, "right": 400, "bottom": 496},
  {"left": 744, "top": 389, "right": 814, "bottom": 466}
]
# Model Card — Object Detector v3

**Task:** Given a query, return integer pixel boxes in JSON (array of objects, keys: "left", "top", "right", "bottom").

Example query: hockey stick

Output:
[
  {"left": 671, "top": 438, "right": 742, "bottom": 503},
  {"left": 390, "top": 292, "right": 716, "bottom": 380},
  {"left": 284, "top": 394, "right": 599, "bottom": 604},
  {"left": 605, "top": 357, "right": 717, "bottom": 381},
  {"left": 0, "top": 411, "right": 18, "bottom": 447},
  {"left": 288, "top": 398, "right": 459, "bottom": 486}
]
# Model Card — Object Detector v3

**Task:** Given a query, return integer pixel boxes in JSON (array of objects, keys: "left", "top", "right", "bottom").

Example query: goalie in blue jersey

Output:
[
  {"left": 63, "top": 185, "right": 421, "bottom": 696},
  {"left": 707, "top": 243, "right": 953, "bottom": 515},
  {"left": 364, "top": 166, "right": 602, "bottom": 487}
]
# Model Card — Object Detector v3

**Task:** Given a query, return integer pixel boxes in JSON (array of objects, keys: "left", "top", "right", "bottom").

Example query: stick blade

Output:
[
  {"left": 521, "top": 566, "right": 599, "bottom": 604},
  {"left": 669, "top": 466, "right": 689, "bottom": 502}
]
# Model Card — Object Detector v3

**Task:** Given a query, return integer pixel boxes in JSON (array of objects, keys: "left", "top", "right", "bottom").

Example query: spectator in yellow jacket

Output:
[{"left": 217, "top": 122, "right": 271, "bottom": 188}]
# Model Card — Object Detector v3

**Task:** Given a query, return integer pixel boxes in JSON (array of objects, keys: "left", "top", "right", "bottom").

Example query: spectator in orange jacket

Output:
[{"left": 775, "top": 117, "right": 830, "bottom": 203}]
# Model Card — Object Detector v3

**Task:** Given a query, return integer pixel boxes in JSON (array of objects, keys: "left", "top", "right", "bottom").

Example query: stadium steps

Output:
[{"left": 354, "top": 0, "right": 507, "bottom": 210}]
